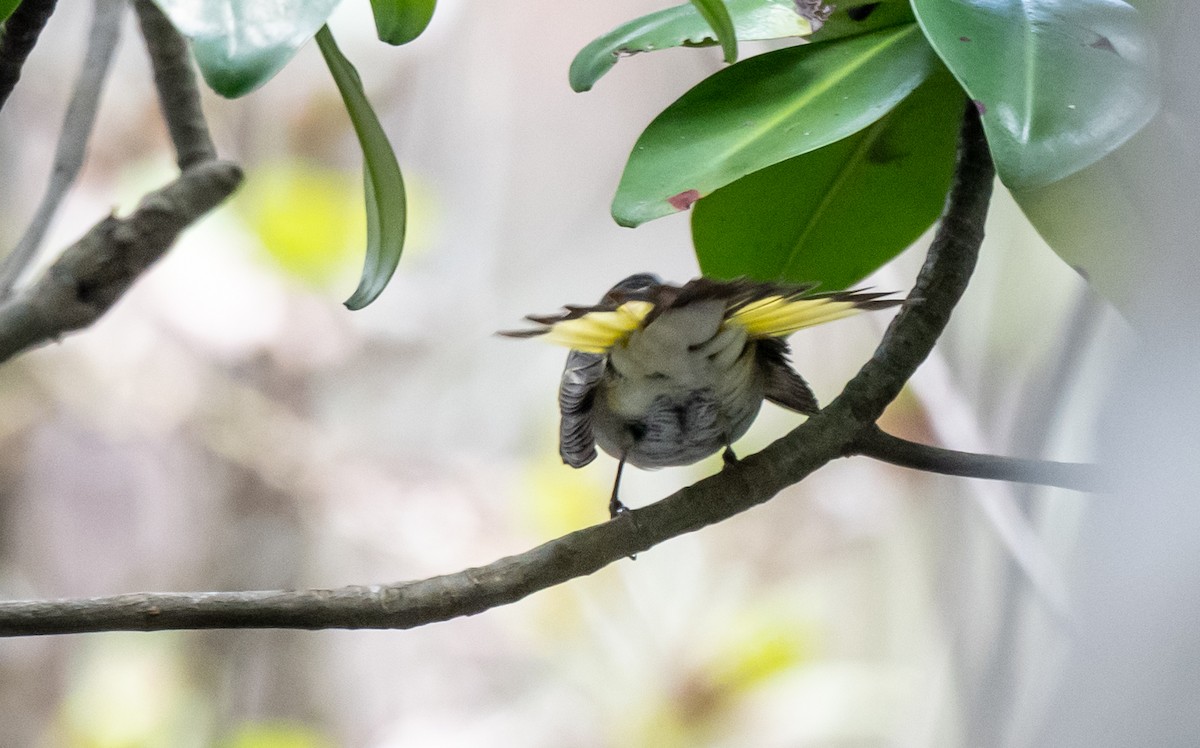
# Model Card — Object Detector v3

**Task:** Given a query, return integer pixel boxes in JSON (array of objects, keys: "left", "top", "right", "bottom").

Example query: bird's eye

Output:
[{"left": 647, "top": 372, "right": 668, "bottom": 380}]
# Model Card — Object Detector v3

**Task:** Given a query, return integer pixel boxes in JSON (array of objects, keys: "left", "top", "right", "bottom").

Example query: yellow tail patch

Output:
[
  {"left": 543, "top": 301, "right": 654, "bottom": 353},
  {"left": 728, "top": 296, "right": 861, "bottom": 338}
]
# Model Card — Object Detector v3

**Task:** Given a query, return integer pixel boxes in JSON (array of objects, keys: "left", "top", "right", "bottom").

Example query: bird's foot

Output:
[{"left": 722, "top": 447, "right": 739, "bottom": 467}]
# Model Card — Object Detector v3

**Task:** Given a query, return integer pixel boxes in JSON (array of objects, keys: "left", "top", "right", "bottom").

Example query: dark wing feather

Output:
[
  {"left": 756, "top": 338, "right": 819, "bottom": 415},
  {"left": 558, "top": 350, "right": 607, "bottom": 467}
]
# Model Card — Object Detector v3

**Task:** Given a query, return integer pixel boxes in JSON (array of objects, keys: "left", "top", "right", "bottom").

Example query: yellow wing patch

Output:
[
  {"left": 728, "top": 296, "right": 860, "bottom": 338},
  {"left": 542, "top": 301, "right": 654, "bottom": 353}
]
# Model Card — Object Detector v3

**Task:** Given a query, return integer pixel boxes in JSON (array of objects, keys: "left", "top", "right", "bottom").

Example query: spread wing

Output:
[{"left": 558, "top": 349, "right": 607, "bottom": 467}]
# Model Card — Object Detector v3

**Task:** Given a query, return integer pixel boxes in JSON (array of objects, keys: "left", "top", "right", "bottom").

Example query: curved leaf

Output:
[
  {"left": 153, "top": 0, "right": 342, "bottom": 98},
  {"left": 570, "top": 0, "right": 819, "bottom": 93},
  {"left": 689, "top": 0, "right": 739, "bottom": 63},
  {"left": 315, "top": 26, "right": 407, "bottom": 310},
  {"left": 371, "top": 0, "right": 436, "bottom": 46},
  {"left": 612, "top": 24, "right": 936, "bottom": 227},
  {"left": 911, "top": 0, "right": 1159, "bottom": 188},
  {"left": 692, "top": 67, "right": 963, "bottom": 289}
]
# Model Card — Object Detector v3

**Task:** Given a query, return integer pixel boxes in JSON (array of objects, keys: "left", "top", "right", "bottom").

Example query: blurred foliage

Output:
[
  {"left": 60, "top": 635, "right": 201, "bottom": 748},
  {"left": 237, "top": 161, "right": 365, "bottom": 289},
  {"left": 221, "top": 723, "right": 336, "bottom": 748}
]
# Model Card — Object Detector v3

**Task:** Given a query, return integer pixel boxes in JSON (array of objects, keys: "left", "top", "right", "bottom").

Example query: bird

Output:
[{"left": 500, "top": 274, "right": 903, "bottom": 517}]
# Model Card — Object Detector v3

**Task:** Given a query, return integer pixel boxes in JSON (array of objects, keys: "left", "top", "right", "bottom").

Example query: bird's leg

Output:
[
  {"left": 722, "top": 445, "right": 739, "bottom": 467},
  {"left": 608, "top": 455, "right": 630, "bottom": 519}
]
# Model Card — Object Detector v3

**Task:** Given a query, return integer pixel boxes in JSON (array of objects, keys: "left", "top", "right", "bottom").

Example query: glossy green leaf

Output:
[
  {"left": 0, "top": 0, "right": 21, "bottom": 24},
  {"left": 689, "top": 0, "right": 739, "bottom": 63},
  {"left": 612, "top": 24, "right": 937, "bottom": 227},
  {"left": 810, "top": 1, "right": 916, "bottom": 43},
  {"left": 153, "top": 0, "right": 341, "bottom": 97},
  {"left": 692, "top": 68, "right": 963, "bottom": 289},
  {"left": 911, "top": 0, "right": 1159, "bottom": 188},
  {"left": 316, "top": 26, "right": 407, "bottom": 310},
  {"left": 1011, "top": 113, "right": 1162, "bottom": 311},
  {"left": 570, "top": 0, "right": 819, "bottom": 93},
  {"left": 370, "top": 0, "right": 436, "bottom": 45}
]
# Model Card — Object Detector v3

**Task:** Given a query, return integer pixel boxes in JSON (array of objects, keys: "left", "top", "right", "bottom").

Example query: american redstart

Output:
[{"left": 502, "top": 274, "right": 902, "bottom": 517}]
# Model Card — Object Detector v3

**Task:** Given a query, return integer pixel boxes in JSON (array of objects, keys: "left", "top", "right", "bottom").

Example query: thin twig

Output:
[
  {"left": 0, "top": 0, "right": 59, "bottom": 111},
  {"left": 0, "top": 0, "right": 125, "bottom": 300},
  {"left": 133, "top": 0, "right": 215, "bottom": 169},
  {"left": 850, "top": 426, "right": 1102, "bottom": 492},
  {"left": 0, "top": 105, "right": 1000, "bottom": 637}
]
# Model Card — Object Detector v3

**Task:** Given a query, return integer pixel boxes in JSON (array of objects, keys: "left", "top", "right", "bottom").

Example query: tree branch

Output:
[
  {"left": 0, "top": 105, "right": 1002, "bottom": 637},
  {"left": 0, "top": 0, "right": 58, "bottom": 111},
  {"left": 132, "top": 0, "right": 215, "bottom": 169},
  {"left": 850, "top": 425, "right": 1102, "bottom": 492},
  {"left": 0, "top": 0, "right": 125, "bottom": 299},
  {"left": 0, "top": 160, "right": 242, "bottom": 363}
]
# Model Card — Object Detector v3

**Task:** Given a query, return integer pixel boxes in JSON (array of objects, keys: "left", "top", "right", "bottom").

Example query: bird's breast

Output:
[{"left": 592, "top": 319, "right": 766, "bottom": 468}]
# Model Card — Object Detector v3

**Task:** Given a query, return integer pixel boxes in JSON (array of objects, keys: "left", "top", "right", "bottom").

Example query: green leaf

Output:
[
  {"left": 612, "top": 23, "right": 937, "bottom": 227},
  {"left": 153, "top": 0, "right": 341, "bottom": 98},
  {"left": 910, "top": 0, "right": 1159, "bottom": 188},
  {"left": 0, "top": 0, "right": 21, "bottom": 24},
  {"left": 370, "top": 0, "right": 436, "bottom": 45},
  {"left": 570, "top": 0, "right": 819, "bottom": 93},
  {"left": 315, "top": 26, "right": 407, "bottom": 310},
  {"left": 1010, "top": 113, "right": 1162, "bottom": 312},
  {"left": 689, "top": 0, "right": 739, "bottom": 63},
  {"left": 692, "top": 67, "right": 963, "bottom": 289},
  {"left": 810, "top": 1, "right": 916, "bottom": 43}
]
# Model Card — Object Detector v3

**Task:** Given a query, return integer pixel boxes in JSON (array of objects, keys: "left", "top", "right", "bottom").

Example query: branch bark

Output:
[
  {"left": 0, "top": 0, "right": 125, "bottom": 299},
  {"left": 133, "top": 0, "right": 215, "bottom": 169},
  {"left": 0, "top": 0, "right": 59, "bottom": 111},
  {"left": 0, "top": 105, "right": 1008, "bottom": 637}
]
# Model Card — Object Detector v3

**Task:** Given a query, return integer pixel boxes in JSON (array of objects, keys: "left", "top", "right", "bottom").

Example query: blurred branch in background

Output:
[
  {"left": 0, "top": 0, "right": 124, "bottom": 299},
  {"left": 0, "top": 104, "right": 1089, "bottom": 639},
  {"left": 850, "top": 426, "right": 1100, "bottom": 492},
  {"left": 0, "top": 0, "right": 240, "bottom": 363}
]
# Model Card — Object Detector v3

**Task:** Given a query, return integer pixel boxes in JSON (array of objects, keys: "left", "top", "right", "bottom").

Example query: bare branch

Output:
[
  {"left": 0, "top": 106, "right": 1002, "bottom": 638},
  {"left": 0, "top": 0, "right": 58, "bottom": 111},
  {"left": 133, "top": 0, "right": 215, "bottom": 169},
  {"left": 0, "top": 160, "right": 243, "bottom": 362},
  {"left": 850, "top": 426, "right": 1102, "bottom": 492},
  {"left": 0, "top": 0, "right": 125, "bottom": 299}
]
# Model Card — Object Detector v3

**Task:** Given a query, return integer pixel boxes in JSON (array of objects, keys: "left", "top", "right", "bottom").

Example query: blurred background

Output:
[{"left": 0, "top": 1, "right": 1151, "bottom": 746}]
